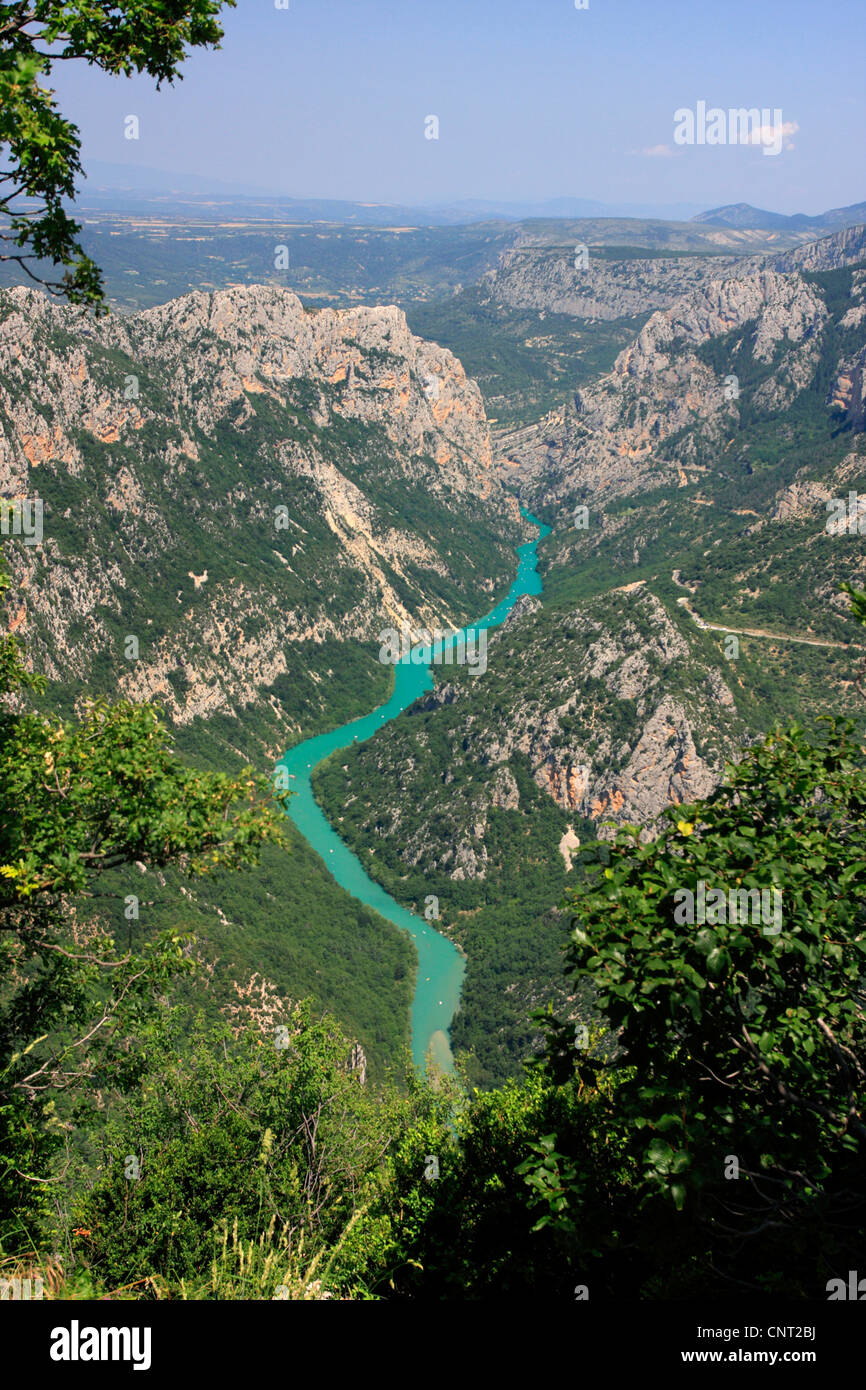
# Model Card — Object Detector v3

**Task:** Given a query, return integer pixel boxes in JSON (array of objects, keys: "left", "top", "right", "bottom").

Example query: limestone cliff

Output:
[
  {"left": 496, "top": 228, "right": 866, "bottom": 514},
  {"left": 0, "top": 284, "right": 522, "bottom": 745}
]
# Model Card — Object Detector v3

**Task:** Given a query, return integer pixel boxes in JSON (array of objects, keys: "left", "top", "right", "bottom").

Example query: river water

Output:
[{"left": 278, "top": 509, "right": 550, "bottom": 1073}]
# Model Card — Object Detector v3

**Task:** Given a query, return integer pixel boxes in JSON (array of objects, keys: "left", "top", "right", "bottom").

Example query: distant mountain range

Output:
[
  {"left": 692, "top": 200, "right": 866, "bottom": 230},
  {"left": 70, "top": 163, "right": 701, "bottom": 224},
  {"left": 66, "top": 166, "right": 864, "bottom": 234}
]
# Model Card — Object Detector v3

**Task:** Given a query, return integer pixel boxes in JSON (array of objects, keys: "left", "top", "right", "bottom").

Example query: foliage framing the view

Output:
[
  {"left": 0, "top": 0, "right": 234, "bottom": 308},
  {"left": 0, "top": 552, "right": 288, "bottom": 1245}
]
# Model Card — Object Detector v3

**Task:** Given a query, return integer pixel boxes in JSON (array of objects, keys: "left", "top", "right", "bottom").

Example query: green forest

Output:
[
  {"left": 1, "top": 0, "right": 864, "bottom": 1311},
  {"left": 2, "top": 554, "right": 864, "bottom": 1299}
]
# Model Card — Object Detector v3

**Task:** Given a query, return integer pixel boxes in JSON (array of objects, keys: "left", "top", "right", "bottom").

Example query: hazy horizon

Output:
[
  {"left": 72, "top": 159, "right": 864, "bottom": 224},
  {"left": 48, "top": 0, "right": 865, "bottom": 217}
]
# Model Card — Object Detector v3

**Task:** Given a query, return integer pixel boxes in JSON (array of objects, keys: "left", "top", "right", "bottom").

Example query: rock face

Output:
[
  {"left": 347, "top": 1042, "right": 367, "bottom": 1085},
  {"left": 586, "top": 696, "right": 720, "bottom": 826},
  {"left": 478, "top": 589, "right": 736, "bottom": 838},
  {"left": 770, "top": 478, "right": 834, "bottom": 522},
  {"left": 481, "top": 225, "right": 866, "bottom": 325},
  {"left": 769, "top": 225, "right": 866, "bottom": 273},
  {"left": 0, "top": 284, "right": 521, "bottom": 743},
  {"left": 618, "top": 271, "right": 827, "bottom": 371},
  {"left": 325, "top": 584, "right": 752, "bottom": 881},
  {"left": 495, "top": 227, "right": 866, "bottom": 513},
  {"left": 111, "top": 288, "right": 497, "bottom": 488},
  {"left": 0, "top": 284, "right": 498, "bottom": 500},
  {"left": 830, "top": 341, "right": 866, "bottom": 430},
  {"left": 479, "top": 247, "right": 753, "bottom": 322}
]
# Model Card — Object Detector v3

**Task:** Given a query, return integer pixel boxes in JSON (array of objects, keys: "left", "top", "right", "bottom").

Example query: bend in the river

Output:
[{"left": 278, "top": 509, "right": 550, "bottom": 1074}]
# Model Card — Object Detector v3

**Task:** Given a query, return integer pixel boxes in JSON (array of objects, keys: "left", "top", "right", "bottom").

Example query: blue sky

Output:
[{"left": 52, "top": 0, "right": 865, "bottom": 213}]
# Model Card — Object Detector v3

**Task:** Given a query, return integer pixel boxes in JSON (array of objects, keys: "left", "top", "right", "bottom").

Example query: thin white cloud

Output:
[
  {"left": 641, "top": 144, "right": 677, "bottom": 157},
  {"left": 747, "top": 120, "right": 799, "bottom": 150}
]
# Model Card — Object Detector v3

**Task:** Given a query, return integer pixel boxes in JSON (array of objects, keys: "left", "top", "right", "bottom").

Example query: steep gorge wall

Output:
[{"left": 0, "top": 285, "right": 522, "bottom": 742}]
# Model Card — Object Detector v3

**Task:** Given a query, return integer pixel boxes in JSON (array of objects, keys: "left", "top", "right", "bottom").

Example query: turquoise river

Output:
[{"left": 278, "top": 510, "right": 551, "bottom": 1073}]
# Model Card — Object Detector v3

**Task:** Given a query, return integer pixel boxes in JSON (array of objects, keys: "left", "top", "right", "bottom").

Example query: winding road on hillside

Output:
[
  {"left": 675, "top": 595, "right": 864, "bottom": 650},
  {"left": 670, "top": 572, "right": 864, "bottom": 649}
]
